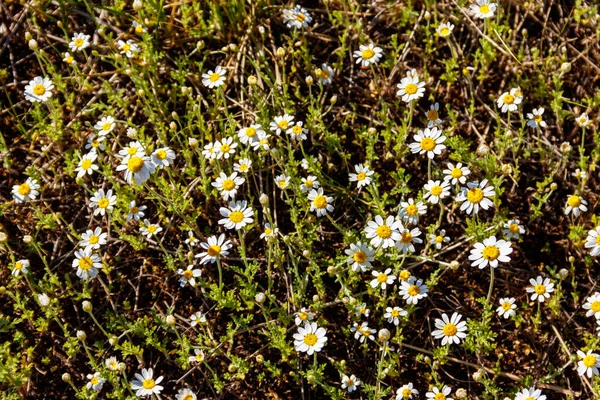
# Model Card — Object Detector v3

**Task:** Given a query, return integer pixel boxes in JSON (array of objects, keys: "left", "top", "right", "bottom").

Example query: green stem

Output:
[{"left": 487, "top": 266, "right": 495, "bottom": 303}]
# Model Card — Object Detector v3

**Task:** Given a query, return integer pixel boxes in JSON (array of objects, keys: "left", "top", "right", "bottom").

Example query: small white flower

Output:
[
  {"left": 564, "top": 194, "right": 587, "bottom": 217},
  {"left": 212, "top": 172, "right": 245, "bottom": 200},
  {"left": 195, "top": 234, "right": 232, "bottom": 264},
  {"left": 395, "top": 225, "right": 422, "bottom": 255},
  {"left": 275, "top": 174, "right": 291, "bottom": 190},
  {"left": 94, "top": 116, "right": 116, "bottom": 136},
  {"left": 443, "top": 162, "right": 470, "bottom": 185},
  {"left": 514, "top": 387, "right": 546, "bottom": 400},
  {"left": 585, "top": 227, "right": 600, "bottom": 257},
  {"left": 308, "top": 188, "right": 334, "bottom": 217},
  {"left": 176, "top": 388, "right": 197, "bottom": 400},
  {"left": 24, "top": 76, "right": 54, "bottom": 103},
  {"left": 76, "top": 152, "right": 99, "bottom": 178},
  {"left": 345, "top": 242, "right": 375, "bottom": 272},
  {"left": 429, "top": 229, "right": 450, "bottom": 250},
  {"left": 432, "top": 312, "right": 468, "bottom": 345},
  {"left": 352, "top": 322, "right": 376, "bottom": 343},
  {"left": 526, "top": 276, "right": 554, "bottom": 302},
  {"left": 283, "top": 5, "right": 312, "bottom": 29},
  {"left": 86, "top": 136, "right": 106, "bottom": 152},
  {"left": 364, "top": 215, "right": 403, "bottom": 249},
  {"left": 437, "top": 22, "right": 455, "bottom": 37},
  {"left": 399, "top": 277, "right": 428, "bottom": 305},
  {"left": 396, "top": 69, "right": 426, "bottom": 103},
  {"left": 287, "top": 121, "right": 308, "bottom": 141},
  {"left": 426, "top": 102, "right": 443, "bottom": 127},
  {"left": 341, "top": 374, "right": 361, "bottom": 393},
  {"left": 270, "top": 114, "right": 295, "bottom": 135},
  {"left": 69, "top": 32, "right": 91, "bottom": 52},
  {"left": 496, "top": 297, "right": 517, "bottom": 319},
  {"left": 86, "top": 372, "right": 105, "bottom": 392},
  {"left": 469, "top": 236, "right": 513, "bottom": 269},
  {"left": 251, "top": 131, "right": 271, "bottom": 151},
  {"left": 188, "top": 349, "right": 205, "bottom": 364},
  {"left": 423, "top": 180, "right": 451, "bottom": 204},
  {"left": 349, "top": 164, "right": 374, "bottom": 189},
  {"left": 470, "top": 0, "right": 497, "bottom": 19},
  {"left": 140, "top": 219, "right": 163, "bottom": 238},
  {"left": 12, "top": 178, "right": 40, "bottom": 203},
  {"left": 399, "top": 198, "right": 427, "bottom": 225},
  {"left": 396, "top": 383, "right": 419, "bottom": 399},
  {"left": 384, "top": 306, "right": 408, "bottom": 326},
  {"left": 38, "top": 293, "right": 50, "bottom": 307},
  {"left": 316, "top": 63, "right": 334, "bottom": 85},
  {"left": 234, "top": 158, "right": 252, "bottom": 174},
  {"left": 503, "top": 219, "right": 525, "bottom": 240},
  {"left": 527, "top": 107, "right": 547, "bottom": 129},
  {"left": 189, "top": 311, "right": 207, "bottom": 327},
  {"left": 116, "top": 155, "right": 155, "bottom": 185},
  {"left": 215, "top": 137, "right": 237, "bottom": 159},
  {"left": 89, "top": 189, "right": 117, "bottom": 216},
  {"left": 408, "top": 127, "right": 446, "bottom": 159},
  {"left": 72, "top": 248, "right": 102, "bottom": 281},
  {"left": 177, "top": 265, "right": 202, "bottom": 287},
  {"left": 370, "top": 268, "right": 396, "bottom": 290},
  {"left": 497, "top": 87, "right": 523, "bottom": 113},
  {"left": 218, "top": 200, "right": 254, "bottom": 230},
  {"left": 354, "top": 43, "right": 383, "bottom": 67},
  {"left": 117, "top": 39, "right": 139, "bottom": 58},
  {"left": 583, "top": 292, "right": 600, "bottom": 318},
  {"left": 152, "top": 147, "right": 176, "bottom": 168},
  {"left": 577, "top": 350, "right": 600, "bottom": 377},
  {"left": 260, "top": 223, "right": 279, "bottom": 240},
  {"left": 105, "top": 356, "right": 119, "bottom": 371},
  {"left": 202, "top": 66, "right": 226, "bottom": 88},
  {"left": 294, "top": 307, "right": 314, "bottom": 326},
  {"left": 12, "top": 259, "right": 30, "bottom": 277},
  {"left": 300, "top": 175, "right": 320, "bottom": 192},
  {"left": 456, "top": 180, "right": 495, "bottom": 215},
  {"left": 131, "top": 368, "right": 164, "bottom": 397},
  {"left": 238, "top": 124, "right": 264, "bottom": 144},
  {"left": 127, "top": 201, "right": 146, "bottom": 221},
  {"left": 426, "top": 385, "right": 453, "bottom": 400},
  {"left": 80, "top": 227, "right": 108, "bottom": 251},
  {"left": 293, "top": 322, "right": 327, "bottom": 355},
  {"left": 576, "top": 113, "right": 591, "bottom": 128}
]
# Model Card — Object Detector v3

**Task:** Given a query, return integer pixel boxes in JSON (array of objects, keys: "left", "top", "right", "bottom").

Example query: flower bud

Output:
[
  {"left": 258, "top": 26, "right": 265, "bottom": 35},
  {"left": 550, "top": 182, "right": 557, "bottom": 190},
  {"left": 259, "top": 193, "right": 269, "bottom": 205},
  {"left": 166, "top": 315, "right": 176, "bottom": 326},
  {"left": 455, "top": 388, "right": 467, "bottom": 399},
  {"left": 276, "top": 47, "right": 285, "bottom": 57},
  {"left": 228, "top": 363, "right": 238, "bottom": 373},
  {"left": 25, "top": 32, "right": 32, "bottom": 41},
  {"left": 329, "top": 95, "right": 337, "bottom": 105},
  {"left": 255, "top": 292, "right": 266, "bottom": 305},
  {"left": 0, "top": 232, "right": 7, "bottom": 243},
  {"left": 28, "top": 39, "right": 38, "bottom": 51},
  {"left": 62, "top": 373, "right": 71, "bottom": 382},
  {"left": 312, "top": 294, "right": 319, "bottom": 302},
  {"left": 559, "top": 268, "right": 569, "bottom": 279},
  {"left": 38, "top": 293, "right": 50, "bottom": 307},
  {"left": 472, "top": 369, "right": 484, "bottom": 381},
  {"left": 378, "top": 328, "right": 391, "bottom": 342},
  {"left": 476, "top": 143, "right": 489, "bottom": 156},
  {"left": 424, "top": 11, "right": 431, "bottom": 20},
  {"left": 137, "top": 89, "right": 145, "bottom": 96},
  {"left": 133, "top": 0, "right": 142, "bottom": 10},
  {"left": 82, "top": 301, "right": 92, "bottom": 312},
  {"left": 169, "top": 121, "right": 177, "bottom": 130},
  {"left": 306, "top": 374, "right": 315, "bottom": 383},
  {"left": 171, "top": 111, "right": 179, "bottom": 120},
  {"left": 248, "top": 75, "right": 257, "bottom": 85},
  {"left": 501, "top": 163, "right": 512, "bottom": 176},
  {"left": 188, "top": 137, "right": 198, "bottom": 147},
  {"left": 560, "top": 142, "right": 572, "bottom": 153},
  {"left": 305, "top": 75, "right": 313, "bottom": 85},
  {"left": 560, "top": 62, "right": 571, "bottom": 73},
  {"left": 109, "top": 337, "right": 117, "bottom": 346},
  {"left": 327, "top": 265, "right": 337, "bottom": 274},
  {"left": 302, "top": 250, "right": 310, "bottom": 257},
  {"left": 76, "top": 330, "right": 86, "bottom": 341},
  {"left": 449, "top": 260, "right": 460, "bottom": 271},
  {"left": 256, "top": 354, "right": 264, "bottom": 363}
]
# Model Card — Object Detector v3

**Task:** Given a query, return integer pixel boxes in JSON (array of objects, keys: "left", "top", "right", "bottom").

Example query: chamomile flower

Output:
[
  {"left": 341, "top": 375, "right": 361, "bottom": 393},
  {"left": 295, "top": 308, "right": 314, "bottom": 326},
  {"left": 353, "top": 322, "right": 376, "bottom": 343},
  {"left": 577, "top": 350, "right": 600, "bottom": 377},
  {"left": 251, "top": 131, "right": 271, "bottom": 151},
  {"left": 86, "top": 135, "right": 106, "bottom": 152},
  {"left": 437, "top": 22, "right": 455, "bottom": 37},
  {"left": 140, "top": 219, "right": 163, "bottom": 238},
  {"left": 293, "top": 322, "right": 327, "bottom": 355},
  {"left": 12, "top": 177, "right": 40, "bottom": 203},
  {"left": 399, "top": 198, "right": 427, "bottom": 225},
  {"left": 287, "top": 121, "right": 308, "bottom": 141},
  {"left": 426, "top": 102, "right": 443, "bottom": 127},
  {"left": 576, "top": 113, "right": 591, "bottom": 128},
  {"left": 127, "top": 201, "right": 146, "bottom": 221},
  {"left": 184, "top": 231, "right": 198, "bottom": 247},
  {"left": 316, "top": 63, "right": 334, "bottom": 85},
  {"left": 132, "top": 21, "right": 147, "bottom": 34},
  {"left": 12, "top": 259, "right": 30, "bottom": 277},
  {"left": 497, "top": 88, "right": 522, "bottom": 113},
  {"left": 89, "top": 189, "right": 117, "bottom": 216},
  {"left": 429, "top": 229, "right": 450, "bottom": 250},
  {"left": 118, "top": 141, "right": 145, "bottom": 161},
  {"left": 432, "top": 312, "right": 467, "bottom": 345},
  {"left": 202, "top": 142, "right": 218, "bottom": 159},
  {"left": 189, "top": 311, "right": 207, "bottom": 326},
  {"left": 238, "top": 124, "right": 264, "bottom": 144},
  {"left": 497, "top": 297, "right": 517, "bottom": 319},
  {"left": 76, "top": 152, "right": 99, "bottom": 178},
  {"left": 80, "top": 227, "right": 108, "bottom": 251},
  {"left": 349, "top": 164, "right": 374, "bottom": 189},
  {"left": 215, "top": 137, "right": 237, "bottom": 160},
  {"left": 283, "top": 5, "right": 312, "bottom": 29},
  {"left": 218, "top": 200, "right": 254, "bottom": 230},
  {"left": 526, "top": 276, "right": 554, "bottom": 302},
  {"left": 63, "top": 52, "right": 75, "bottom": 65},
  {"left": 370, "top": 268, "right": 396, "bottom": 290},
  {"left": 398, "top": 269, "right": 412, "bottom": 282},
  {"left": 426, "top": 385, "right": 453, "bottom": 400},
  {"left": 364, "top": 215, "right": 403, "bottom": 248},
  {"left": 116, "top": 155, "right": 155, "bottom": 185},
  {"left": 195, "top": 234, "right": 232, "bottom": 264},
  {"left": 308, "top": 188, "right": 334, "bottom": 217},
  {"left": 585, "top": 227, "right": 600, "bottom": 257},
  {"left": 354, "top": 43, "right": 383, "bottom": 67},
  {"left": 503, "top": 219, "right": 525, "bottom": 240},
  {"left": 470, "top": 237, "right": 511, "bottom": 270},
  {"left": 126, "top": 127, "right": 138, "bottom": 138},
  {"left": 564, "top": 194, "right": 587, "bottom": 217},
  {"left": 177, "top": 265, "right": 202, "bottom": 287},
  {"left": 117, "top": 39, "right": 139, "bottom": 58},
  {"left": 69, "top": 32, "right": 91, "bottom": 52},
  {"left": 514, "top": 387, "right": 546, "bottom": 400},
  {"left": 399, "top": 277, "right": 428, "bottom": 305},
  {"left": 24, "top": 76, "right": 54, "bottom": 102},
  {"left": 202, "top": 66, "right": 226, "bottom": 88},
  {"left": 300, "top": 176, "right": 320, "bottom": 192},
  {"left": 443, "top": 162, "right": 470, "bottom": 185},
  {"left": 583, "top": 292, "right": 600, "bottom": 318},
  {"left": 270, "top": 114, "right": 294, "bottom": 135},
  {"left": 527, "top": 108, "right": 547, "bottom": 129},
  {"left": 456, "top": 180, "right": 495, "bottom": 215},
  {"left": 234, "top": 158, "right": 252, "bottom": 174},
  {"left": 345, "top": 242, "right": 375, "bottom": 272},
  {"left": 176, "top": 389, "right": 197, "bottom": 400},
  {"left": 152, "top": 147, "right": 176, "bottom": 168},
  {"left": 212, "top": 172, "right": 245, "bottom": 200},
  {"left": 396, "top": 383, "right": 419, "bottom": 399},
  {"left": 384, "top": 306, "right": 408, "bottom": 326},
  {"left": 86, "top": 372, "right": 105, "bottom": 392},
  {"left": 572, "top": 169, "right": 587, "bottom": 180},
  {"left": 424, "top": 180, "right": 451, "bottom": 204},
  {"left": 131, "top": 368, "right": 164, "bottom": 397},
  {"left": 188, "top": 349, "right": 205, "bottom": 364},
  {"left": 275, "top": 174, "right": 291, "bottom": 190},
  {"left": 94, "top": 116, "right": 116, "bottom": 136},
  {"left": 260, "top": 223, "right": 278, "bottom": 240},
  {"left": 408, "top": 127, "right": 446, "bottom": 159},
  {"left": 470, "top": 0, "right": 497, "bottom": 19},
  {"left": 397, "top": 70, "right": 426, "bottom": 103},
  {"left": 105, "top": 357, "right": 119, "bottom": 371},
  {"left": 72, "top": 248, "right": 102, "bottom": 281},
  {"left": 396, "top": 226, "right": 422, "bottom": 254},
  {"left": 355, "top": 303, "right": 370, "bottom": 318}
]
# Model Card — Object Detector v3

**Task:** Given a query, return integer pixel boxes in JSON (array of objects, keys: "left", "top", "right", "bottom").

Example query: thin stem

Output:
[{"left": 487, "top": 265, "right": 495, "bottom": 303}]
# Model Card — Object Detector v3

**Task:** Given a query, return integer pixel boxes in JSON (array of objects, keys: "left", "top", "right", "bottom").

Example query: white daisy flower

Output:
[
  {"left": 76, "top": 152, "right": 99, "bottom": 178},
  {"left": 429, "top": 229, "right": 450, "bottom": 250},
  {"left": 86, "top": 136, "right": 106, "bottom": 152},
  {"left": 469, "top": 236, "right": 512, "bottom": 269},
  {"left": 564, "top": 194, "right": 587, "bottom": 217},
  {"left": 437, "top": 22, "right": 455, "bottom": 37},
  {"left": 426, "top": 385, "right": 453, "bottom": 400},
  {"left": 470, "top": 0, "right": 497, "bottom": 19},
  {"left": 300, "top": 175, "right": 320, "bottom": 192},
  {"left": 396, "top": 70, "right": 426, "bottom": 103},
  {"left": 270, "top": 114, "right": 295, "bottom": 135},
  {"left": 349, "top": 164, "right": 374, "bottom": 189},
  {"left": 497, "top": 87, "right": 523, "bottom": 113},
  {"left": 456, "top": 180, "right": 495, "bottom": 215},
  {"left": 188, "top": 348, "right": 205, "bottom": 364},
  {"left": 353, "top": 43, "right": 383, "bottom": 67},
  {"left": 118, "top": 141, "right": 146, "bottom": 161},
  {"left": 345, "top": 242, "right": 375, "bottom": 272},
  {"left": 80, "top": 227, "right": 108, "bottom": 251},
  {"left": 399, "top": 198, "right": 427, "bottom": 225},
  {"left": 576, "top": 113, "right": 591, "bottom": 128},
  {"left": 355, "top": 303, "right": 370, "bottom": 318},
  {"left": 69, "top": 32, "right": 91, "bottom": 52},
  {"left": 116, "top": 155, "right": 155, "bottom": 185},
  {"left": 364, "top": 215, "right": 403, "bottom": 248},
  {"left": 212, "top": 172, "right": 245, "bottom": 201},
  {"left": 396, "top": 225, "right": 422, "bottom": 254},
  {"left": 443, "top": 162, "right": 470, "bottom": 185},
  {"left": 234, "top": 158, "right": 252, "bottom": 174},
  {"left": 126, "top": 127, "right": 138, "bottom": 138},
  {"left": 293, "top": 322, "right": 327, "bottom": 355},
  {"left": 86, "top": 372, "right": 105, "bottom": 392},
  {"left": 251, "top": 131, "right": 272, "bottom": 151},
  {"left": 189, "top": 311, "right": 207, "bottom": 326},
  {"left": 503, "top": 219, "right": 525, "bottom": 240},
  {"left": 396, "top": 383, "right": 419, "bottom": 399},
  {"left": 133, "top": 21, "right": 147, "bottom": 34},
  {"left": 432, "top": 312, "right": 467, "bottom": 345},
  {"left": 105, "top": 356, "right": 119, "bottom": 371},
  {"left": 527, "top": 107, "right": 547, "bottom": 129},
  {"left": 316, "top": 63, "right": 334, "bottom": 85},
  {"left": 287, "top": 121, "right": 308, "bottom": 141},
  {"left": 202, "top": 142, "right": 218, "bottom": 159},
  {"left": 408, "top": 126, "right": 446, "bottom": 159},
  {"left": 426, "top": 102, "right": 443, "bottom": 127},
  {"left": 218, "top": 200, "right": 254, "bottom": 230},
  {"left": 131, "top": 368, "right": 164, "bottom": 397},
  {"left": 294, "top": 307, "right": 314, "bottom": 326},
  {"left": 514, "top": 387, "right": 546, "bottom": 400},
  {"left": 63, "top": 52, "right": 75, "bottom": 65},
  {"left": 89, "top": 189, "right": 117, "bottom": 216},
  {"left": 585, "top": 227, "right": 600, "bottom": 257},
  {"left": 577, "top": 350, "right": 600, "bottom": 377},
  {"left": 195, "top": 234, "right": 232, "bottom": 264},
  {"left": 24, "top": 76, "right": 54, "bottom": 103},
  {"left": 384, "top": 306, "right": 408, "bottom": 326},
  {"left": 202, "top": 66, "right": 226, "bottom": 88},
  {"left": 260, "top": 223, "right": 278, "bottom": 240},
  {"left": 152, "top": 147, "right": 175, "bottom": 168},
  {"left": 370, "top": 268, "right": 396, "bottom": 290},
  {"left": 496, "top": 297, "right": 517, "bottom": 319},
  {"left": 526, "top": 276, "right": 554, "bottom": 302},
  {"left": 283, "top": 5, "right": 312, "bottom": 29},
  {"left": 117, "top": 39, "right": 139, "bottom": 58},
  {"left": 176, "top": 388, "right": 197, "bottom": 400},
  {"left": 399, "top": 277, "right": 428, "bottom": 305},
  {"left": 12, "top": 177, "right": 40, "bottom": 203},
  {"left": 72, "top": 248, "right": 102, "bottom": 281},
  {"left": 215, "top": 137, "right": 237, "bottom": 159},
  {"left": 12, "top": 259, "right": 30, "bottom": 277},
  {"left": 139, "top": 219, "right": 163, "bottom": 238},
  {"left": 238, "top": 124, "right": 264, "bottom": 144},
  {"left": 352, "top": 322, "right": 376, "bottom": 343},
  {"left": 308, "top": 188, "right": 334, "bottom": 217},
  {"left": 184, "top": 231, "right": 198, "bottom": 247},
  {"left": 341, "top": 374, "right": 361, "bottom": 392},
  {"left": 94, "top": 116, "right": 116, "bottom": 136},
  {"left": 424, "top": 180, "right": 451, "bottom": 204},
  {"left": 127, "top": 201, "right": 146, "bottom": 221},
  {"left": 583, "top": 292, "right": 600, "bottom": 318},
  {"left": 177, "top": 265, "right": 202, "bottom": 287}
]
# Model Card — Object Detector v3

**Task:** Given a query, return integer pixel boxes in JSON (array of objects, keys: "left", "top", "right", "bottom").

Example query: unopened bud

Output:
[
  {"left": 568, "top": 256, "right": 575, "bottom": 263},
  {"left": 560, "top": 142, "right": 572, "bottom": 153},
  {"left": 28, "top": 39, "right": 38, "bottom": 51},
  {"left": 133, "top": 0, "right": 143, "bottom": 11},
  {"left": 255, "top": 292, "right": 266, "bottom": 305},
  {"left": 560, "top": 62, "right": 571, "bottom": 73},
  {"left": 166, "top": 315, "right": 176, "bottom": 326},
  {"left": 248, "top": 75, "right": 257, "bottom": 85},
  {"left": 169, "top": 121, "right": 177, "bottom": 130},
  {"left": 559, "top": 268, "right": 569, "bottom": 279},
  {"left": 472, "top": 369, "right": 484, "bottom": 381},
  {"left": 305, "top": 75, "right": 313, "bottom": 85},
  {"left": 329, "top": 95, "right": 337, "bottom": 105},
  {"left": 82, "top": 301, "right": 92, "bottom": 312},
  {"left": 368, "top": 127, "right": 376, "bottom": 135},
  {"left": 256, "top": 354, "right": 264, "bottom": 363},
  {"left": 188, "top": 137, "right": 198, "bottom": 147},
  {"left": 455, "top": 388, "right": 467, "bottom": 399},
  {"left": 550, "top": 182, "right": 557, "bottom": 190},
  {"left": 327, "top": 265, "right": 337, "bottom": 274},
  {"left": 312, "top": 294, "right": 319, "bottom": 302},
  {"left": 25, "top": 32, "right": 32, "bottom": 41},
  {"left": 449, "top": 260, "right": 460, "bottom": 271},
  {"left": 259, "top": 193, "right": 269, "bottom": 205},
  {"left": 171, "top": 111, "right": 179, "bottom": 120},
  {"left": 424, "top": 11, "right": 431, "bottom": 20},
  {"left": 302, "top": 250, "right": 310, "bottom": 257},
  {"left": 76, "top": 330, "right": 86, "bottom": 341},
  {"left": 62, "top": 373, "right": 71, "bottom": 382},
  {"left": 378, "top": 328, "right": 391, "bottom": 342},
  {"left": 0, "top": 232, "right": 7, "bottom": 243},
  {"left": 476, "top": 143, "right": 489, "bottom": 156},
  {"left": 276, "top": 47, "right": 285, "bottom": 57},
  {"left": 501, "top": 163, "right": 512, "bottom": 175}
]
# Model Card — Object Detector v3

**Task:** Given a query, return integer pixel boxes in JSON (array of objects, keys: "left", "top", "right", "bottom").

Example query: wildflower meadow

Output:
[{"left": 2, "top": 0, "right": 600, "bottom": 399}]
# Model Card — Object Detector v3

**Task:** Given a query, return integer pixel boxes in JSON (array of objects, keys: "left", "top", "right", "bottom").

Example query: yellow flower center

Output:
[
  {"left": 591, "top": 301, "right": 600, "bottom": 313},
  {"left": 264, "top": 227, "right": 272, "bottom": 235},
  {"left": 78, "top": 257, "right": 93, "bottom": 271},
  {"left": 320, "top": 69, "right": 329, "bottom": 78},
  {"left": 277, "top": 120, "right": 289, "bottom": 129},
  {"left": 90, "top": 377, "right": 99, "bottom": 384},
  {"left": 434, "top": 393, "right": 446, "bottom": 400},
  {"left": 353, "top": 250, "right": 367, "bottom": 264},
  {"left": 466, "top": 188, "right": 484, "bottom": 204},
  {"left": 442, "top": 323, "right": 457, "bottom": 336},
  {"left": 407, "top": 285, "right": 420, "bottom": 296},
  {"left": 292, "top": 125, "right": 303, "bottom": 135},
  {"left": 482, "top": 245, "right": 500, "bottom": 261},
  {"left": 18, "top": 183, "right": 31, "bottom": 196},
  {"left": 131, "top": 206, "right": 139, "bottom": 214},
  {"left": 534, "top": 114, "right": 543, "bottom": 122},
  {"left": 135, "top": 25, "right": 144, "bottom": 34},
  {"left": 451, "top": 168, "right": 462, "bottom": 178},
  {"left": 567, "top": 195, "right": 581, "bottom": 207},
  {"left": 479, "top": 5, "right": 490, "bottom": 14},
  {"left": 362, "top": 330, "right": 371, "bottom": 337},
  {"left": 128, "top": 147, "right": 138, "bottom": 155},
  {"left": 405, "top": 204, "right": 418, "bottom": 216},
  {"left": 147, "top": 225, "right": 157, "bottom": 233},
  {"left": 15, "top": 262, "right": 23, "bottom": 270},
  {"left": 98, "top": 198, "right": 109, "bottom": 209},
  {"left": 391, "top": 309, "right": 400, "bottom": 317},
  {"left": 428, "top": 109, "right": 439, "bottom": 121},
  {"left": 502, "top": 302, "right": 512, "bottom": 311},
  {"left": 361, "top": 48, "right": 375, "bottom": 60},
  {"left": 439, "top": 27, "right": 450, "bottom": 36},
  {"left": 596, "top": 236, "right": 600, "bottom": 246},
  {"left": 92, "top": 141, "right": 100, "bottom": 148},
  {"left": 229, "top": 211, "right": 244, "bottom": 223},
  {"left": 88, "top": 235, "right": 99, "bottom": 245},
  {"left": 209, "top": 72, "right": 221, "bottom": 82},
  {"left": 376, "top": 225, "right": 391, "bottom": 239},
  {"left": 304, "top": 179, "right": 313, "bottom": 188},
  {"left": 377, "top": 273, "right": 388, "bottom": 283},
  {"left": 583, "top": 354, "right": 597, "bottom": 368},
  {"left": 102, "top": 122, "right": 112, "bottom": 131},
  {"left": 142, "top": 378, "right": 156, "bottom": 389},
  {"left": 359, "top": 307, "right": 366, "bottom": 314},
  {"left": 435, "top": 235, "right": 444, "bottom": 243},
  {"left": 405, "top": 83, "right": 418, "bottom": 95},
  {"left": 81, "top": 159, "right": 93, "bottom": 170},
  {"left": 278, "top": 180, "right": 288, "bottom": 188},
  {"left": 183, "top": 270, "right": 193, "bottom": 279},
  {"left": 509, "top": 224, "right": 520, "bottom": 233},
  {"left": 222, "top": 179, "right": 235, "bottom": 191},
  {"left": 347, "top": 379, "right": 354, "bottom": 386},
  {"left": 420, "top": 137, "right": 436, "bottom": 151},
  {"left": 313, "top": 195, "right": 328, "bottom": 209},
  {"left": 534, "top": 284, "right": 546, "bottom": 295},
  {"left": 33, "top": 84, "right": 46, "bottom": 96},
  {"left": 239, "top": 164, "right": 248, "bottom": 171},
  {"left": 74, "top": 38, "right": 84, "bottom": 47},
  {"left": 156, "top": 150, "right": 167, "bottom": 160},
  {"left": 183, "top": 395, "right": 194, "bottom": 400},
  {"left": 220, "top": 144, "right": 231, "bottom": 153},
  {"left": 503, "top": 94, "right": 514, "bottom": 105},
  {"left": 401, "top": 231, "right": 413, "bottom": 243},
  {"left": 402, "top": 388, "right": 412, "bottom": 397},
  {"left": 399, "top": 270, "right": 411, "bottom": 281},
  {"left": 299, "top": 311, "right": 308, "bottom": 320},
  {"left": 65, "top": 56, "right": 74, "bottom": 64},
  {"left": 122, "top": 43, "right": 131, "bottom": 52},
  {"left": 357, "top": 172, "right": 367, "bottom": 181},
  {"left": 295, "top": 13, "right": 306, "bottom": 22},
  {"left": 245, "top": 127, "right": 256, "bottom": 137},
  {"left": 128, "top": 156, "right": 145, "bottom": 173},
  {"left": 207, "top": 245, "right": 221, "bottom": 257},
  {"left": 430, "top": 185, "right": 443, "bottom": 196},
  {"left": 303, "top": 333, "right": 317, "bottom": 346}
]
